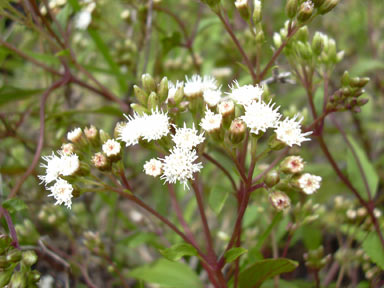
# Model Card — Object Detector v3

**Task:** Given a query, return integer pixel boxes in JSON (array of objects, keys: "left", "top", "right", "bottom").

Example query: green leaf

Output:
[
  {"left": 362, "top": 233, "right": 384, "bottom": 269},
  {"left": 208, "top": 186, "right": 229, "bottom": 215},
  {"left": 346, "top": 135, "right": 378, "bottom": 199},
  {"left": 235, "top": 258, "right": 298, "bottom": 288},
  {"left": 118, "top": 232, "right": 160, "bottom": 249},
  {"left": 160, "top": 243, "right": 198, "bottom": 261},
  {"left": 0, "top": 86, "right": 43, "bottom": 106},
  {"left": 224, "top": 247, "right": 248, "bottom": 263},
  {"left": 161, "top": 32, "right": 182, "bottom": 55},
  {"left": 129, "top": 259, "right": 203, "bottom": 288},
  {"left": 2, "top": 198, "right": 27, "bottom": 214}
]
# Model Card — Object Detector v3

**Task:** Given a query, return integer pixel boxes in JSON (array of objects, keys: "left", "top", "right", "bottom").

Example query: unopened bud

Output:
[
  {"left": 28, "top": 270, "right": 41, "bottom": 283},
  {"left": 10, "top": 271, "right": 26, "bottom": 288},
  {"left": 134, "top": 85, "right": 148, "bottom": 106},
  {"left": 67, "top": 127, "right": 83, "bottom": 143},
  {"left": 311, "top": 0, "right": 325, "bottom": 8},
  {"left": 130, "top": 103, "right": 149, "bottom": 115},
  {"left": 269, "top": 191, "right": 291, "bottom": 211},
  {"left": 22, "top": 250, "right": 38, "bottom": 266},
  {"left": 6, "top": 249, "right": 22, "bottom": 263},
  {"left": 99, "top": 129, "right": 110, "bottom": 144},
  {"left": 264, "top": 170, "right": 280, "bottom": 187},
  {"left": 142, "top": 73, "right": 156, "bottom": 94},
  {"left": 296, "top": 26, "right": 309, "bottom": 43},
  {"left": 147, "top": 91, "right": 159, "bottom": 110},
  {"left": 312, "top": 32, "right": 324, "bottom": 55},
  {"left": 285, "top": 0, "right": 298, "bottom": 19},
  {"left": 218, "top": 100, "right": 235, "bottom": 127},
  {"left": 158, "top": 77, "right": 169, "bottom": 103},
  {"left": 229, "top": 118, "right": 246, "bottom": 144},
  {"left": 61, "top": 143, "right": 75, "bottom": 156},
  {"left": 273, "top": 33, "right": 282, "bottom": 48},
  {"left": 357, "top": 98, "right": 369, "bottom": 106},
  {"left": 92, "top": 152, "right": 111, "bottom": 171},
  {"left": 319, "top": 0, "right": 339, "bottom": 14},
  {"left": 297, "top": 1, "right": 314, "bottom": 23},
  {"left": 253, "top": 0, "right": 262, "bottom": 23},
  {"left": 280, "top": 155, "right": 305, "bottom": 174},
  {"left": 235, "top": 0, "right": 250, "bottom": 20},
  {"left": 297, "top": 42, "right": 313, "bottom": 60},
  {"left": 341, "top": 71, "right": 350, "bottom": 86}
]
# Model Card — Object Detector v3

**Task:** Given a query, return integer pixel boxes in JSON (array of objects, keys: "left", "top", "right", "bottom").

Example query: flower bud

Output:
[
  {"left": 297, "top": 42, "right": 313, "bottom": 60},
  {"left": 264, "top": 170, "right": 280, "bottom": 187},
  {"left": 147, "top": 91, "right": 159, "bottom": 110},
  {"left": 92, "top": 152, "right": 111, "bottom": 171},
  {"left": 134, "top": 85, "right": 148, "bottom": 106},
  {"left": 273, "top": 33, "right": 282, "bottom": 48},
  {"left": 6, "top": 249, "right": 22, "bottom": 263},
  {"left": 285, "top": 0, "right": 298, "bottom": 19},
  {"left": 99, "top": 129, "right": 110, "bottom": 143},
  {"left": 269, "top": 191, "right": 291, "bottom": 211},
  {"left": 297, "top": 1, "right": 314, "bottom": 23},
  {"left": 0, "top": 235, "right": 12, "bottom": 254},
  {"left": 22, "top": 250, "right": 38, "bottom": 266},
  {"left": 102, "top": 139, "right": 122, "bottom": 162},
  {"left": 10, "top": 271, "right": 26, "bottom": 288},
  {"left": 0, "top": 255, "right": 10, "bottom": 268},
  {"left": 253, "top": 0, "right": 262, "bottom": 23},
  {"left": 157, "top": 77, "right": 169, "bottom": 103},
  {"left": 280, "top": 155, "right": 305, "bottom": 174},
  {"left": 130, "top": 103, "right": 149, "bottom": 115},
  {"left": 350, "top": 77, "right": 369, "bottom": 88},
  {"left": 67, "top": 127, "right": 83, "bottom": 143},
  {"left": 0, "top": 268, "right": 12, "bottom": 287},
  {"left": 142, "top": 73, "right": 156, "bottom": 94},
  {"left": 218, "top": 100, "right": 235, "bottom": 128},
  {"left": 356, "top": 98, "right": 369, "bottom": 106},
  {"left": 84, "top": 125, "right": 99, "bottom": 146},
  {"left": 28, "top": 270, "right": 41, "bottom": 283},
  {"left": 296, "top": 26, "right": 309, "bottom": 43},
  {"left": 341, "top": 71, "right": 350, "bottom": 86},
  {"left": 319, "top": 0, "right": 338, "bottom": 14},
  {"left": 61, "top": 143, "right": 75, "bottom": 156},
  {"left": 229, "top": 118, "right": 246, "bottom": 144},
  {"left": 235, "top": 0, "right": 250, "bottom": 20},
  {"left": 312, "top": 32, "right": 324, "bottom": 55}
]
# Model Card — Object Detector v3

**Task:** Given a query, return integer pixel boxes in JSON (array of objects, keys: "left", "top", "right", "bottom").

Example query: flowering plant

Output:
[{"left": 0, "top": 0, "right": 383, "bottom": 287}]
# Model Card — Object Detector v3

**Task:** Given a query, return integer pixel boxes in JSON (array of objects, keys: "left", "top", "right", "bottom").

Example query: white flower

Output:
[
  {"left": 75, "top": 10, "right": 92, "bottom": 30},
  {"left": 218, "top": 100, "right": 235, "bottom": 116},
  {"left": 60, "top": 153, "right": 80, "bottom": 176},
  {"left": 141, "top": 109, "right": 170, "bottom": 142},
  {"left": 168, "top": 81, "right": 184, "bottom": 101},
  {"left": 39, "top": 153, "right": 63, "bottom": 185},
  {"left": 235, "top": 0, "right": 247, "bottom": 7},
  {"left": 47, "top": 179, "right": 74, "bottom": 209},
  {"left": 61, "top": 143, "right": 74, "bottom": 156},
  {"left": 160, "top": 147, "right": 203, "bottom": 189},
  {"left": 172, "top": 123, "right": 205, "bottom": 150},
  {"left": 184, "top": 75, "right": 217, "bottom": 98},
  {"left": 117, "top": 113, "right": 143, "bottom": 146},
  {"left": 203, "top": 89, "right": 222, "bottom": 107},
  {"left": 303, "top": 0, "right": 314, "bottom": 9},
  {"left": 67, "top": 127, "right": 83, "bottom": 143},
  {"left": 200, "top": 109, "right": 222, "bottom": 132},
  {"left": 374, "top": 209, "right": 382, "bottom": 218},
  {"left": 275, "top": 115, "right": 312, "bottom": 147},
  {"left": 298, "top": 173, "right": 321, "bottom": 194},
  {"left": 144, "top": 159, "right": 163, "bottom": 177},
  {"left": 117, "top": 110, "right": 169, "bottom": 146},
  {"left": 102, "top": 139, "right": 121, "bottom": 157},
  {"left": 228, "top": 81, "right": 264, "bottom": 106},
  {"left": 241, "top": 100, "right": 281, "bottom": 135},
  {"left": 346, "top": 209, "right": 357, "bottom": 219}
]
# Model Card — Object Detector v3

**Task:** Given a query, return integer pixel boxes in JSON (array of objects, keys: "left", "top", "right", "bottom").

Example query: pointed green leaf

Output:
[
  {"left": 208, "top": 186, "right": 229, "bottom": 215},
  {"left": 224, "top": 247, "right": 248, "bottom": 263},
  {"left": 160, "top": 243, "right": 198, "bottom": 261},
  {"left": 362, "top": 233, "right": 384, "bottom": 269}
]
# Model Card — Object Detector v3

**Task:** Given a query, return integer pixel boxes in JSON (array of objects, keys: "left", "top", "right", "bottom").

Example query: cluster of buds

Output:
[
  {"left": 304, "top": 246, "right": 331, "bottom": 270},
  {"left": 328, "top": 71, "right": 370, "bottom": 113},
  {"left": 285, "top": 0, "right": 339, "bottom": 21},
  {"left": 234, "top": 0, "right": 262, "bottom": 24},
  {"left": 38, "top": 204, "right": 67, "bottom": 227},
  {"left": 293, "top": 199, "right": 325, "bottom": 225},
  {"left": 83, "top": 231, "right": 105, "bottom": 254},
  {"left": 0, "top": 235, "right": 40, "bottom": 287}
]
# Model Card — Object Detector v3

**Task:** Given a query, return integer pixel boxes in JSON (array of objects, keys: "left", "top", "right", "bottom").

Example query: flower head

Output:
[
  {"left": 275, "top": 115, "right": 312, "bottom": 147},
  {"left": 203, "top": 89, "right": 222, "bottom": 107},
  {"left": 298, "top": 173, "right": 322, "bottom": 194},
  {"left": 168, "top": 81, "right": 184, "bottom": 101},
  {"left": 102, "top": 139, "right": 121, "bottom": 157},
  {"left": 172, "top": 123, "right": 205, "bottom": 150},
  {"left": 141, "top": 109, "right": 170, "bottom": 142},
  {"left": 200, "top": 109, "right": 222, "bottom": 132},
  {"left": 241, "top": 100, "right": 281, "bottom": 135},
  {"left": 39, "top": 153, "right": 64, "bottom": 185},
  {"left": 67, "top": 127, "right": 83, "bottom": 143},
  {"left": 218, "top": 100, "right": 235, "bottom": 116},
  {"left": 160, "top": 147, "right": 203, "bottom": 189},
  {"left": 117, "top": 113, "right": 143, "bottom": 146},
  {"left": 269, "top": 191, "right": 291, "bottom": 211},
  {"left": 184, "top": 75, "right": 217, "bottom": 98},
  {"left": 280, "top": 155, "right": 305, "bottom": 174},
  {"left": 47, "top": 179, "right": 73, "bottom": 209},
  {"left": 92, "top": 152, "right": 110, "bottom": 170},
  {"left": 60, "top": 153, "right": 80, "bottom": 176},
  {"left": 61, "top": 143, "right": 74, "bottom": 156},
  {"left": 144, "top": 159, "right": 163, "bottom": 177},
  {"left": 228, "top": 81, "right": 264, "bottom": 106}
]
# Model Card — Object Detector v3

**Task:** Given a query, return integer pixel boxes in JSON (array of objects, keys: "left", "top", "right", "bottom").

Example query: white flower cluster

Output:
[
  {"left": 144, "top": 122, "right": 205, "bottom": 189},
  {"left": 183, "top": 75, "right": 223, "bottom": 107},
  {"left": 298, "top": 173, "right": 322, "bottom": 195},
  {"left": 230, "top": 82, "right": 312, "bottom": 147},
  {"left": 117, "top": 109, "right": 170, "bottom": 146},
  {"left": 75, "top": 1, "right": 96, "bottom": 30},
  {"left": 39, "top": 148, "right": 80, "bottom": 208}
]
